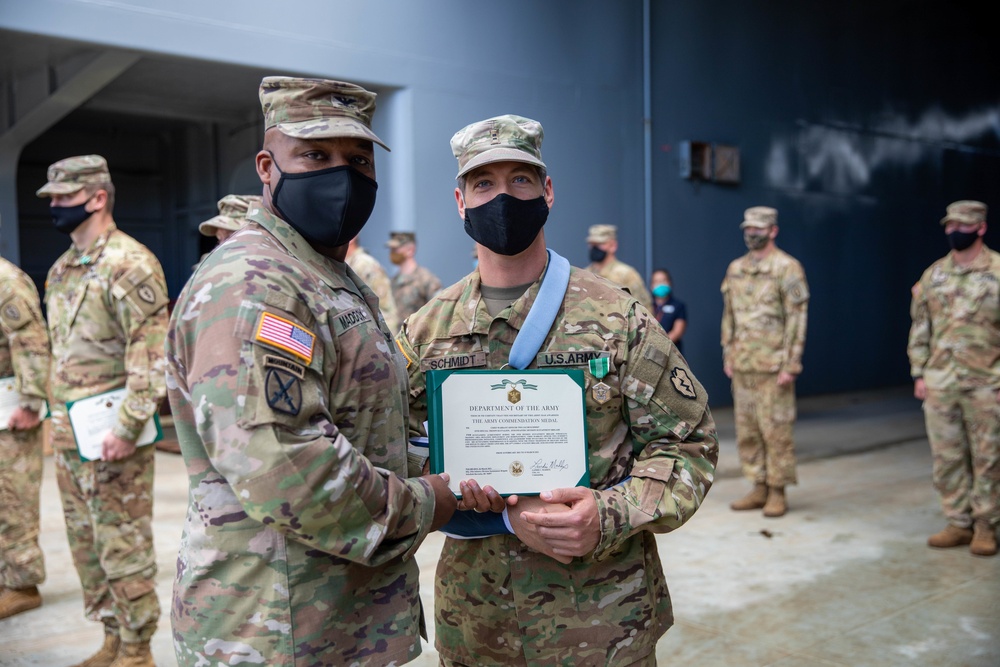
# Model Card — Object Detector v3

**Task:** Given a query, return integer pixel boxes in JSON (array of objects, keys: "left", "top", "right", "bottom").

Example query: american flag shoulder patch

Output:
[{"left": 255, "top": 312, "right": 315, "bottom": 363}]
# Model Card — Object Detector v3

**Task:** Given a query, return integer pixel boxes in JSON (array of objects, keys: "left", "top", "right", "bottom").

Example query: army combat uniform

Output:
[
  {"left": 908, "top": 244, "right": 1000, "bottom": 534},
  {"left": 392, "top": 264, "right": 442, "bottom": 323},
  {"left": 45, "top": 221, "right": 168, "bottom": 643},
  {"left": 167, "top": 205, "right": 439, "bottom": 666},
  {"left": 721, "top": 247, "right": 808, "bottom": 489},
  {"left": 586, "top": 257, "right": 653, "bottom": 313},
  {"left": 398, "top": 260, "right": 719, "bottom": 666},
  {"left": 0, "top": 258, "right": 50, "bottom": 599},
  {"left": 347, "top": 244, "right": 401, "bottom": 333}
]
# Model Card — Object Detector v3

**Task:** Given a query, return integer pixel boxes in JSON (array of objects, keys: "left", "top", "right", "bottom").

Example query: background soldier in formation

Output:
[
  {"left": 38, "top": 155, "right": 168, "bottom": 667},
  {"left": 346, "top": 234, "right": 401, "bottom": 333},
  {"left": 398, "top": 113, "right": 718, "bottom": 666},
  {"left": 387, "top": 231, "right": 441, "bottom": 322},
  {"left": 584, "top": 223, "right": 653, "bottom": 312},
  {"left": 194, "top": 193, "right": 261, "bottom": 267},
  {"left": 908, "top": 200, "right": 999, "bottom": 557},
  {"left": 722, "top": 206, "right": 809, "bottom": 518},
  {"left": 0, "top": 256, "right": 51, "bottom": 621},
  {"left": 166, "top": 76, "right": 455, "bottom": 666}
]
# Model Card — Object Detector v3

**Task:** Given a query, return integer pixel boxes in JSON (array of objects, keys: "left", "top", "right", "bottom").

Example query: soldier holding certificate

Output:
[
  {"left": 38, "top": 155, "right": 168, "bottom": 667},
  {"left": 396, "top": 114, "right": 720, "bottom": 666},
  {"left": 0, "top": 257, "right": 50, "bottom": 621}
]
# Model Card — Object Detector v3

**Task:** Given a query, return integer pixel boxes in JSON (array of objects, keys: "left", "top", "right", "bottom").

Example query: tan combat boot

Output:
[
  {"left": 70, "top": 627, "right": 121, "bottom": 667},
  {"left": 109, "top": 640, "right": 155, "bottom": 667},
  {"left": 730, "top": 483, "right": 767, "bottom": 511},
  {"left": 970, "top": 521, "right": 998, "bottom": 557},
  {"left": 763, "top": 486, "right": 787, "bottom": 518},
  {"left": 927, "top": 524, "right": 974, "bottom": 549},
  {"left": 0, "top": 585, "right": 42, "bottom": 619}
]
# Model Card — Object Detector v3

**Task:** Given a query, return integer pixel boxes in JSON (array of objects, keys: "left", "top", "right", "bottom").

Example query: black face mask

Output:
[
  {"left": 51, "top": 201, "right": 93, "bottom": 234},
  {"left": 947, "top": 229, "right": 979, "bottom": 251},
  {"left": 589, "top": 246, "right": 608, "bottom": 263},
  {"left": 744, "top": 231, "right": 770, "bottom": 251},
  {"left": 464, "top": 193, "right": 549, "bottom": 256},
  {"left": 269, "top": 157, "right": 377, "bottom": 248}
]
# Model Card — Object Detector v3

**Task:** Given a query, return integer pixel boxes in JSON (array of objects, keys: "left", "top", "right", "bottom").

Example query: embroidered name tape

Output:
[{"left": 255, "top": 312, "right": 315, "bottom": 363}]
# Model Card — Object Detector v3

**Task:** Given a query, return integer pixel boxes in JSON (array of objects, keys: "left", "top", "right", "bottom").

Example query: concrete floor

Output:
[{"left": 2, "top": 388, "right": 998, "bottom": 666}]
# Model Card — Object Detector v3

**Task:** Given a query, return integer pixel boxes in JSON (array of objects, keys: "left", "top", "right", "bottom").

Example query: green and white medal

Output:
[{"left": 589, "top": 356, "right": 611, "bottom": 404}]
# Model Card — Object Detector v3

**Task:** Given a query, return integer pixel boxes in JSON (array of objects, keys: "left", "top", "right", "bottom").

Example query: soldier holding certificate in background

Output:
[
  {"left": 38, "top": 155, "right": 168, "bottom": 667},
  {"left": 397, "top": 114, "right": 719, "bottom": 666},
  {"left": 0, "top": 255, "right": 51, "bottom": 621}
]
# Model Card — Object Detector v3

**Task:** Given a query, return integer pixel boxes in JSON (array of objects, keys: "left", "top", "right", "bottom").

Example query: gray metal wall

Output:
[{"left": 648, "top": 0, "right": 999, "bottom": 401}]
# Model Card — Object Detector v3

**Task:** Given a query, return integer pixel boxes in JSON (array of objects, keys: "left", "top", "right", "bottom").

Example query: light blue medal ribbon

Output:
[{"left": 507, "top": 248, "right": 571, "bottom": 369}]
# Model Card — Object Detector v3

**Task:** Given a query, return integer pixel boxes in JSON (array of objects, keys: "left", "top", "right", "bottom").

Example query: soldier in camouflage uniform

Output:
[
  {"left": 397, "top": 114, "right": 719, "bottom": 666},
  {"left": 721, "top": 206, "right": 809, "bottom": 518},
  {"left": 908, "top": 200, "right": 999, "bottom": 557},
  {"left": 166, "top": 76, "right": 456, "bottom": 667},
  {"left": 38, "top": 155, "right": 168, "bottom": 667},
  {"left": 346, "top": 236, "right": 401, "bottom": 333},
  {"left": 584, "top": 224, "right": 654, "bottom": 312},
  {"left": 0, "top": 257, "right": 51, "bottom": 621},
  {"left": 387, "top": 231, "right": 442, "bottom": 322},
  {"left": 194, "top": 194, "right": 261, "bottom": 267}
]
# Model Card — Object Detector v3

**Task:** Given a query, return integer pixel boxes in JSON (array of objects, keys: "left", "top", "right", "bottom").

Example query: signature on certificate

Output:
[{"left": 531, "top": 458, "right": 569, "bottom": 472}]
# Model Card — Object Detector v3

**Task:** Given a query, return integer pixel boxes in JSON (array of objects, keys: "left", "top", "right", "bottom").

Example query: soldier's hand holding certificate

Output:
[
  {"left": 426, "top": 369, "right": 589, "bottom": 496},
  {"left": 67, "top": 388, "right": 162, "bottom": 461}
]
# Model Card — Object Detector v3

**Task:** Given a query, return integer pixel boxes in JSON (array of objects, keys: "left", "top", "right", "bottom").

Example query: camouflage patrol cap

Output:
[
  {"left": 451, "top": 114, "right": 546, "bottom": 178},
  {"left": 36, "top": 155, "right": 111, "bottom": 197},
  {"left": 259, "top": 76, "right": 389, "bottom": 151},
  {"left": 586, "top": 224, "right": 617, "bottom": 244},
  {"left": 740, "top": 206, "right": 778, "bottom": 229},
  {"left": 386, "top": 231, "right": 416, "bottom": 249},
  {"left": 198, "top": 194, "right": 262, "bottom": 236},
  {"left": 940, "top": 200, "right": 987, "bottom": 226}
]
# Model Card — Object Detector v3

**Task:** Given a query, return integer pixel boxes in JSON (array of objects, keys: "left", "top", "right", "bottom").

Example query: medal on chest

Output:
[{"left": 589, "top": 356, "right": 611, "bottom": 404}]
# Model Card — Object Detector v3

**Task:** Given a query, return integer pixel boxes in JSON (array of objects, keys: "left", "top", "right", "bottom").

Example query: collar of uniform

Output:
[
  {"left": 946, "top": 244, "right": 994, "bottom": 273},
  {"left": 448, "top": 254, "right": 548, "bottom": 338},
  {"left": 247, "top": 205, "right": 345, "bottom": 284},
  {"left": 66, "top": 221, "right": 117, "bottom": 268},
  {"left": 743, "top": 249, "right": 777, "bottom": 273}
]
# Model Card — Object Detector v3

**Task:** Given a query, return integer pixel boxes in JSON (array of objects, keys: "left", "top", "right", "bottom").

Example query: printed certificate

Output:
[
  {"left": 0, "top": 376, "right": 48, "bottom": 430},
  {"left": 67, "top": 388, "right": 162, "bottom": 461},
  {"left": 426, "top": 369, "right": 589, "bottom": 496}
]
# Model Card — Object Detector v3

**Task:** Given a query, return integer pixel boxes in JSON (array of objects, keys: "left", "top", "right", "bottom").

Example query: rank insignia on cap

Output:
[
  {"left": 670, "top": 367, "right": 697, "bottom": 399},
  {"left": 255, "top": 312, "right": 315, "bottom": 363}
]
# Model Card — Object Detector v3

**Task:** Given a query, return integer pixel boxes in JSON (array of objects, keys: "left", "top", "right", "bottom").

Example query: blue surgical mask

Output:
[{"left": 652, "top": 284, "right": 671, "bottom": 299}]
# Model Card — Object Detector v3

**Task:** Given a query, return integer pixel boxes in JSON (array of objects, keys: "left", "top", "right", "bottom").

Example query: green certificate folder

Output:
[{"left": 426, "top": 368, "right": 590, "bottom": 496}]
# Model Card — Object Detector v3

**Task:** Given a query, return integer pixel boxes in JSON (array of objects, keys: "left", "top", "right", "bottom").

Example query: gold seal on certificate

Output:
[{"left": 426, "top": 369, "right": 590, "bottom": 496}]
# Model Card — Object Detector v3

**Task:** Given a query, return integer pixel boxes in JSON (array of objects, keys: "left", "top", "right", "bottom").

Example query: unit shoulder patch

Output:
[
  {"left": 264, "top": 367, "right": 302, "bottom": 415},
  {"left": 0, "top": 296, "right": 31, "bottom": 331}
]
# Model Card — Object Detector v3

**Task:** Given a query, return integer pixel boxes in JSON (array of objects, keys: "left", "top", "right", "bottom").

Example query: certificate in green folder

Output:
[
  {"left": 426, "top": 368, "right": 590, "bottom": 497},
  {"left": 67, "top": 388, "right": 163, "bottom": 461}
]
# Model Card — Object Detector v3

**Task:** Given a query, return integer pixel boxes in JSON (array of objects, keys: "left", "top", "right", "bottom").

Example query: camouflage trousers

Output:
[
  {"left": 0, "top": 426, "right": 45, "bottom": 589},
  {"left": 922, "top": 385, "right": 1000, "bottom": 528},
  {"left": 55, "top": 446, "right": 159, "bottom": 642},
  {"left": 732, "top": 372, "right": 797, "bottom": 487}
]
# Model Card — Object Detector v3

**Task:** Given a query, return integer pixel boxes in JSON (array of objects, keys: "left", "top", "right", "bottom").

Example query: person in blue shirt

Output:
[{"left": 651, "top": 268, "right": 687, "bottom": 354}]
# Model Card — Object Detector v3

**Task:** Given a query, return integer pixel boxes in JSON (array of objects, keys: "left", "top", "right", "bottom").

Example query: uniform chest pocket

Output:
[{"left": 65, "top": 281, "right": 92, "bottom": 333}]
